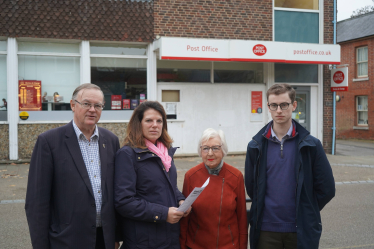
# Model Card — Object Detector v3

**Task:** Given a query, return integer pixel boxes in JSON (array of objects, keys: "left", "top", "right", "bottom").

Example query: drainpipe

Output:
[{"left": 332, "top": 0, "right": 337, "bottom": 155}]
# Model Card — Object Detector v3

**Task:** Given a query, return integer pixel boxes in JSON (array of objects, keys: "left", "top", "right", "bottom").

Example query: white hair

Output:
[{"left": 197, "top": 128, "right": 228, "bottom": 157}]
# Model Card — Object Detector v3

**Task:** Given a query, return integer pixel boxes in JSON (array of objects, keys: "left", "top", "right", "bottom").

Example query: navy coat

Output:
[
  {"left": 25, "top": 122, "right": 120, "bottom": 249},
  {"left": 245, "top": 121, "right": 335, "bottom": 249},
  {"left": 115, "top": 145, "right": 185, "bottom": 249}
]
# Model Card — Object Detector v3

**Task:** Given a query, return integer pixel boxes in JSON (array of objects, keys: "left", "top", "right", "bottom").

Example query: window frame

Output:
[
  {"left": 356, "top": 46, "right": 368, "bottom": 78},
  {"left": 356, "top": 95, "right": 368, "bottom": 126}
]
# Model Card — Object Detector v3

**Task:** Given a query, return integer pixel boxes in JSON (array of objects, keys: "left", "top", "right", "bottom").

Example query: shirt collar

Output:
[
  {"left": 72, "top": 120, "right": 99, "bottom": 141},
  {"left": 271, "top": 122, "right": 293, "bottom": 142}
]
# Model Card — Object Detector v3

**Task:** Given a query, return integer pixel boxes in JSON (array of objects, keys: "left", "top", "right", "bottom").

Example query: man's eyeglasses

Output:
[
  {"left": 74, "top": 100, "right": 104, "bottom": 111},
  {"left": 200, "top": 145, "right": 222, "bottom": 154},
  {"left": 268, "top": 102, "right": 292, "bottom": 111}
]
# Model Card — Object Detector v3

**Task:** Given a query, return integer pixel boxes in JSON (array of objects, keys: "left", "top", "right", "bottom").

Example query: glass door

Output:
[{"left": 292, "top": 86, "right": 310, "bottom": 131}]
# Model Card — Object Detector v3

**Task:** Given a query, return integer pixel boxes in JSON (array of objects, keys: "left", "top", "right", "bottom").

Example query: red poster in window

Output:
[
  {"left": 111, "top": 95, "right": 122, "bottom": 110},
  {"left": 122, "top": 99, "right": 130, "bottom": 110},
  {"left": 251, "top": 91, "right": 263, "bottom": 114},
  {"left": 19, "top": 80, "right": 42, "bottom": 111}
]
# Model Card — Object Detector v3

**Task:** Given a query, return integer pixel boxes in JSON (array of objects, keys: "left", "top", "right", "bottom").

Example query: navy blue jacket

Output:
[
  {"left": 245, "top": 121, "right": 335, "bottom": 249},
  {"left": 114, "top": 145, "right": 185, "bottom": 249}
]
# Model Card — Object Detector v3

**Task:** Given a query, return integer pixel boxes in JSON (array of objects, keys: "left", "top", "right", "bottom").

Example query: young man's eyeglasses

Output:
[
  {"left": 268, "top": 102, "right": 292, "bottom": 111},
  {"left": 74, "top": 100, "right": 104, "bottom": 110},
  {"left": 200, "top": 145, "right": 222, "bottom": 153}
]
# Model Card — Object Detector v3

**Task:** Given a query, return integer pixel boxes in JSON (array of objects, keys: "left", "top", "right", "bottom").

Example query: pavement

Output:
[{"left": 0, "top": 139, "right": 374, "bottom": 248}]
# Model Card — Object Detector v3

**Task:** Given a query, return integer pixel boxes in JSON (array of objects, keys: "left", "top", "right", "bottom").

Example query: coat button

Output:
[
  {"left": 155, "top": 216, "right": 159, "bottom": 219},
  {"left": 138, "top": 157, "right": 140, "bottom": 159},
  {"left": 152, "top": 154, "right": 155, "bottom": 156}
]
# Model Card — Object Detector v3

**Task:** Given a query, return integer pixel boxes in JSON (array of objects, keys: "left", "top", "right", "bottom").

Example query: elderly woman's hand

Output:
[{"left": 179, "top": 200, "right": 192, "bottom": 217}]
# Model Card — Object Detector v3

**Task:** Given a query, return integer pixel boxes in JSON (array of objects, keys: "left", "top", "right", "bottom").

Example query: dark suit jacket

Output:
[{"left": 25, "top": 121, "right": 120, "bottom": 249}]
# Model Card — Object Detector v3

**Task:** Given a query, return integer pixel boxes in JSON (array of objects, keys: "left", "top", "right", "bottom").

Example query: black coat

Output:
[
  {"left": 115, "top": 146, "right": 185, "bottom": 249},
  {"left": 25, "top": 121, "right": 120, "bottom": 249},
  {"left": 245, "top": 121, "right": 335, "bottom": 249}
]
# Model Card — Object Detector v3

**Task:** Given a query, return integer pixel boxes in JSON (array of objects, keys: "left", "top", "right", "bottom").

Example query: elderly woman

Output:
[
  {"left": 115, "top": 101, "right": 191, "bottom": 249},
  {"left": 180, "top": 128, "right": 248, "bottom": 249}
]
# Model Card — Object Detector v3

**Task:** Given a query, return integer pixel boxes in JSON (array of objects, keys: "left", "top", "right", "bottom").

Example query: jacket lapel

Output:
[
  {"left": 65, "top": 122, "right": 95, "bottom": 198},
  {"left": 98, "top": 131, "right": 107, "bottom": 202}
]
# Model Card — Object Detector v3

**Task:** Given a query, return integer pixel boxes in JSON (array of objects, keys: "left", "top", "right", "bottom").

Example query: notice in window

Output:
[
  {"left": 111, "top": 95, "right": 122, "bottom": 110},
  {"left": 19, "top": 80, "right": 42, "bottom": 111},
  {"left": 251, "top": 91, "right": 263, "bottom": 122}
]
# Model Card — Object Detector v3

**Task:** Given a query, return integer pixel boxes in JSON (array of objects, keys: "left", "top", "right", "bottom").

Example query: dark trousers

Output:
[
  {"left": 96, "top": 227, "right": 106, "bottom": 249},
  {"left": 258, "top": 231, "right": 297, "bottom": 249}
]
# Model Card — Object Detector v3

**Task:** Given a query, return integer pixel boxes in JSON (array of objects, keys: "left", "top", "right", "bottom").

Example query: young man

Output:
[
  {"left": 25, "top": 83, "right": 120, "bottom": 249},
  {"left": 245, "top": 83, "right": 335, "bottom": 249}
]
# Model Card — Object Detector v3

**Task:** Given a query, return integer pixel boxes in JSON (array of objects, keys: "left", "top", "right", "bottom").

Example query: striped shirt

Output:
[{"left": 72, "top": 120, "right": 102, "bottom": 227}]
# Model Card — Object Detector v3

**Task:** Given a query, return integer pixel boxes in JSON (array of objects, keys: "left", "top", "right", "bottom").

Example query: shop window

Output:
[
  {"left": 17, "top": 42, "right": 80, "bottom": 114},
  {"left": 357, "top": 47, "right": 368, "bottom": 77},
  {"left": 274, "top": 10, "right": 319, "bottom": 43},
  {"left": 214, "top": 62, "right": 263, "bottom": 83},
  {"left": 275, "top": 0, "right": 318, "bottom": 10},
  {"left": 275, "top": 63, "right": 318, "bottom": 83},
  {"left": 0, "top": 53, "right": 7, "bottom": 121},
  {"left": 0, "top": 40, "right": 6, "bottom": 51},
  {"left": 157, "top": 60, "right": 211, "bottom": 83},
  {"left": 356, "top": 96, "right": 368, "bottom": 126},
  {"left": 18, "top": 42, "right": 79, "bottom": 53},
  {"left": 18, "top": 55, "right": 80, "bottom": 111},
  {"left": 91, "top": 43, "right": 147, "bottom": 56},
  {"left": 91, "top": 58, "right": 147, "bottom": 110}
]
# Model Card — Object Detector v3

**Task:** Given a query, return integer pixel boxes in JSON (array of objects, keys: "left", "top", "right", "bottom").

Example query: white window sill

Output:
[
  {"left": 353, "top": 77, "right": 369, "bottom": 82},
  {"left": 353, "top": 126, "right": 369, "bottom": 130}
]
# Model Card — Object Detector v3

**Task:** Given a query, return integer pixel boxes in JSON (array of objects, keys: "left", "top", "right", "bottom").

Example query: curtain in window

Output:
[{"left": 357, "top": 47, "right": 368, "bottom": 77}]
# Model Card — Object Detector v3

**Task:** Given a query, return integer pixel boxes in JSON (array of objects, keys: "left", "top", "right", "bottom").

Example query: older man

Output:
[{"left": 25, "top": 83, "right": 120, "bottom": 249}]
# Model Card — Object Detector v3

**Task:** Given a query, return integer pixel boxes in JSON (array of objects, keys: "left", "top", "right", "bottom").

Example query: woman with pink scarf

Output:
[{"left": 115, "top": 101, "right": 191, "bottom": 249}]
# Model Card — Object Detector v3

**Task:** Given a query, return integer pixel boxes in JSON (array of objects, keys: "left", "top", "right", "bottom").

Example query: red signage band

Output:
[
  {"left": 331, "top": 86, "right": 348, "bottom": 92},
  {"left": 161, "top": 56, "right": 341, "bottom": 65}
]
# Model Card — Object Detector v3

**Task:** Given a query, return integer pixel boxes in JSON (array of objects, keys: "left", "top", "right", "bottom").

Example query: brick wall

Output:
[
  {"left": 154, "top": 0, "right": 272, "bottom": 40},
  {"left": 336, "top": 37, "right": 374, "bottom": 140},
  {"left": 323, "top": 0, "right": 334, "bottom": 153}
]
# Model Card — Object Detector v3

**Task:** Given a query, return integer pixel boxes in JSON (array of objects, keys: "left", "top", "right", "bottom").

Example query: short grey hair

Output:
[
  {"left": 197, "top": 128, "right": 228, "bottom": 157},
  {"left": 72, "top": 83, "right": 104, "bottom": 102}
]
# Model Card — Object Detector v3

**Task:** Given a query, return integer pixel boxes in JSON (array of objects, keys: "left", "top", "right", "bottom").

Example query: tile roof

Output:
[
  {"left": 337, "top": 12, "right": 374, "bottom": 43},
  {"left": 0, "top": 0, "right": 154, "bottom": 42}
]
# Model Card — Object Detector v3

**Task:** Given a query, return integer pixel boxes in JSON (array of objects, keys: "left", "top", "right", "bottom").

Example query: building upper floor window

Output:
[
  {"left": 357, "top": 47, "right": 368, "bottom": 77},
  {"left": 274, "top": 0, "right": 319, "bottom": 10},
  {"left": 356, "top": 96, "right": 368, "bottom": 126}
]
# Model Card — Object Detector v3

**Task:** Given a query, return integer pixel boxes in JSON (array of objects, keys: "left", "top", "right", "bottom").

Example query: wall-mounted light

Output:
[
  {"left": 336, "top": 95, "right": 341, "bottom": 102},
  {"left": 155, "top": 35, "right": 161, "bottom": 40}
]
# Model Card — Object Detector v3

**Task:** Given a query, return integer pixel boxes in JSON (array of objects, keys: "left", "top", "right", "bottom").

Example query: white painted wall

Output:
[{"left": 158, "top": 83, "right": 268, "bottom": 155}]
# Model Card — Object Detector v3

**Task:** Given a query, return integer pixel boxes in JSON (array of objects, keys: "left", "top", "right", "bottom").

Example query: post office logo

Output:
[
  {"left": 333, "top": 71, "right": 344, "bottom": 84},
  {"left": 253, "top": 44, "right": 267, "bottom": 56}
]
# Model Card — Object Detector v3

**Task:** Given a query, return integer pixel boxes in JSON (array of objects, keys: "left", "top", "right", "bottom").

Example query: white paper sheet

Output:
[{"left": 177, "top": 177, "right": 210, "bottom": 212}]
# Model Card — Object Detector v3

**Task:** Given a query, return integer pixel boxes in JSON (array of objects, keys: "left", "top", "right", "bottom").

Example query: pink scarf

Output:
[{"left": 144, "top": 139, "right": 172, "bottom": 172}]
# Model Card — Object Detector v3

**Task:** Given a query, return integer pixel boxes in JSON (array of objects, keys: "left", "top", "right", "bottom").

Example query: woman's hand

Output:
[
  {"left": 179, "top": 200, "right": 192, "bottom": 217},
  {"left": 166, "top": 207, "right": 184, "bottom": 224}
]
